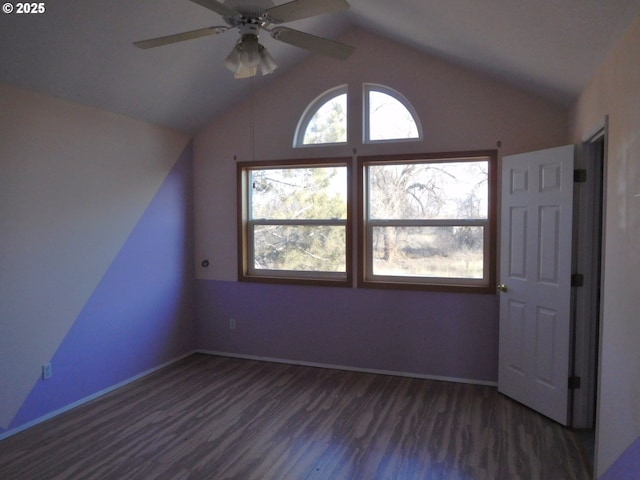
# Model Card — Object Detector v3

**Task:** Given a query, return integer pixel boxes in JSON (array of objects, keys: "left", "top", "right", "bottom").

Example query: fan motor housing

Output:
[
  {"left": 223, "top": 0, "right": 275, "bottom": 21},
  {"left": 238, "top": 23, "right": 261, "bottom": 37}
]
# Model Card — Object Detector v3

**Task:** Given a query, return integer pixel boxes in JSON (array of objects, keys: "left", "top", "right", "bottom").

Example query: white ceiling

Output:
[{"left": 1, "top": 0, "right": 639, "bottom": 133}]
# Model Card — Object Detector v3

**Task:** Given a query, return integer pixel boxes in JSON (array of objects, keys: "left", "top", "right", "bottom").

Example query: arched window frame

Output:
[
  {"left": 363, "top": 83, "right": 423, "bottom": 144},
  {"left": 293, "top": 85, "right": 348, "bottom": 148}
]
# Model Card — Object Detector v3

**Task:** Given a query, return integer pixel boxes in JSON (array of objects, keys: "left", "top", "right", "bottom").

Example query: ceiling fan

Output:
[{"left": 134, "top": 0, "right": 355, "bottom": 79}]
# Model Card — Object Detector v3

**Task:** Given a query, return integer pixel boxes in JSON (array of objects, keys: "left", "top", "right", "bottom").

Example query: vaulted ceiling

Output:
[{"left": 1, "top": 0, "right": 639, "bottom": 133}]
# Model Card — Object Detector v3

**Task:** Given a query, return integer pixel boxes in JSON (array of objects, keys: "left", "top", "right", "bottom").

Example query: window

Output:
[
  {"left": 294, "top": 83, "right": 422, "bottom": 147},
  {"left": 359, "top": 151, "right": 497, "bottom": 292},
  {"left": 238, "top": 159, "right": 352, "bottom": 286},
  {"left": 245, "top": 83, "right": 497, "bottom": 292},
  {"left": 294, "top": 85, "right": 348, "bottom": 147},
  {"left": 364, "top": 84, "right": 421, "bottom": 143}
]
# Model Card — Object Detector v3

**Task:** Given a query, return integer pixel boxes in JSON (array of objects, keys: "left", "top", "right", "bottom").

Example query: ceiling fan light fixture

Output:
[
  {"left": 234, "top": 65, "right": 258, "bottom": 79},
  {"left": 258, "top": 45, "right": 278, "bottom": 76},
  {"left": 225, "top": 49, "right": 256, "bottom": 79},
  {"left": 239, "top": 34, "right": 261, "bottom": 68},
  {"left": 225, "top": 35, "right": 277, "bottom": 78},
  {"left": 224, "top": 43, "right": 242, "bottom": 72}
]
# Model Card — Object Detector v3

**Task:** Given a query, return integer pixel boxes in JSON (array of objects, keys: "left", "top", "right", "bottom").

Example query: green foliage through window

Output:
[
  {"left": 239, "top": 161, "right": 351, "bottom": 285},
  {"left": 302, "top": 94, "right": 347, "bottom": 145},
  {"left": 360, "top": 152, "right": 497, "bottom": 292}
]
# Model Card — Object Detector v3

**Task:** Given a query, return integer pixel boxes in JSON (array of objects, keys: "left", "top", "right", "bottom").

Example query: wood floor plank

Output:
[{"left": 0, "top": 354, "right": 592, "bottom": 479}]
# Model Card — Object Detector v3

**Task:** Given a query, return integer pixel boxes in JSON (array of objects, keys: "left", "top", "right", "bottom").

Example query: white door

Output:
[{"left": 498, "top": 145, "right": 574, "bottom": 425}]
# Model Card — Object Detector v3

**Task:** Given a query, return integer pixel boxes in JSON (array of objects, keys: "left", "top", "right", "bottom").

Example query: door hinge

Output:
[
  {"left": 568, "top": 376, "right": 581, "bottom": 389},
  {"left": 574, "top": 169, "right": 587, "bottom": 183},
  {"left": 571, "top": 273, "right": 584, "bottom": 287}
]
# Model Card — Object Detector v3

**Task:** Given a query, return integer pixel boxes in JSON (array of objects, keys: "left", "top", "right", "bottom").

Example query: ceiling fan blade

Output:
[
  {"left": 133, "top": 26, "right": 229, "bottom": 49},
  {"left": 266, "top": 0, "right": 350, "bottom": 24},
  {"left": 188, "top": 0, "right": 241, "bottom": 19},
  {"left": 271, "top": 27, "right": 355, "bottom": 60}
]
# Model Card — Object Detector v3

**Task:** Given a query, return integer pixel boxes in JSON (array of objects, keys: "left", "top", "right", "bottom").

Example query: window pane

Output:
[
  {"left": 368, "top": 91, "right": 419, "bottom": 141},
  {"left": 368, "top": 161, "right": 488, "bottom": 220},
  {"left": 254, "top": 225, "right": 346, "bottom": 272},
  {"left": 251, "top": 167, "right": 347, "bottom": 220},
  {"left": 372, "top": 226, "right": 484, "bottom": 279},
  {"left": 303, "top": 93, "right": 347, "bottom": 145}
]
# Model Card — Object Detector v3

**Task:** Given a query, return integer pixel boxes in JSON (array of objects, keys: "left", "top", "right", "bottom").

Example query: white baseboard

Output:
[
  {"left": 1, "top": 350, "right": 497, "bottom": 442},
  {"left": 196, "top": 350, "right": 498, "bottom": 387},
  {"left": 0, "top": 351, "right": 195, "bottom": 442}
]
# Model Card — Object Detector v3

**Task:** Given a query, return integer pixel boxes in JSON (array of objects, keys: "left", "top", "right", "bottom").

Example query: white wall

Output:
[
  {"left": 569, "top": 16, "right": 640, "bottom": 477},
  {"left": 0, "top": 84, "right": 190, "bottom": 429}
]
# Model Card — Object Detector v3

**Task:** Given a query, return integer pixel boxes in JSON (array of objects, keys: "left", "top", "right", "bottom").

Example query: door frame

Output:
[{"left": 570, "top": 116, "right": 608, "bottom": 431}]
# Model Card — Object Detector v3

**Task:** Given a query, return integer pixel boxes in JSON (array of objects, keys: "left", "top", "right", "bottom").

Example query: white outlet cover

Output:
[{"left": 42, "top": 363, "right": 52, "bottom": 380}]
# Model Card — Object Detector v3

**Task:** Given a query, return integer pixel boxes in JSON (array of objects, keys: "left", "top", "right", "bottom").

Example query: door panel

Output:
[
  {"left": 538, "top": 206, "right": 561, "bottom": 283},
  {"left": 505, "top": 300, "right": 526, "bottom": 373},
  {"left": 499, "top": 145, "right": 574, "bottom": 425},
  {"left": 509, "top": 207, "right": 528, "bottom": 278}
]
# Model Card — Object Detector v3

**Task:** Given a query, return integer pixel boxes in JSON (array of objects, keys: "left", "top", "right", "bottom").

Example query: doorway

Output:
[{"left": 570, "top": 123, "right": 607, "bottom": 468}]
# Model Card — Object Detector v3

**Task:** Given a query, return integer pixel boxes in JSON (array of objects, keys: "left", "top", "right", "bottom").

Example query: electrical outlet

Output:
[
  {"left": 42, "top": 362, "right": 52, "bottom": 380},
  {"left": 229, "top": 318, "right": 236, "bottom": 330}
]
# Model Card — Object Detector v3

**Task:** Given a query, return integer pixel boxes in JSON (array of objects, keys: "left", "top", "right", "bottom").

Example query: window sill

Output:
[
  {"left": 358, "top": 278, "right": 496, "bottom": 294},
  {"left": 239, "top": 274, "right": 352, "bottom": 289}
]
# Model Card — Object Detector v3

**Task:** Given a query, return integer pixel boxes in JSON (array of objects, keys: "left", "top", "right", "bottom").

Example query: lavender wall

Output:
[
  {"left": 9, "top": 144, "right": 195, "bottom": 429},
  {"left": 0, "top": 85, "right": 194, "bottom": 437},
  {"left": 195, "top": 281, "right": 498, "bottom": 382},
  {"left": 193, "top": 28, "right": 569, "bottom": 384},
  {"left": 600, "top": 436, "right": 640, "bottom": 480}
]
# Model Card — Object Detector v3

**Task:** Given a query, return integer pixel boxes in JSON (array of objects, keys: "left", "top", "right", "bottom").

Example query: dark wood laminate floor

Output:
[{"left": 0, "top": 354, "right": 592, "bottom": 479}]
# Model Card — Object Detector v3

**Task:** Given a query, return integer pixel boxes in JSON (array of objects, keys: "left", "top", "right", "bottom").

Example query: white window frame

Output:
[
  {"left": 363, "top": 83, "right": 423, "bottom": 144},
  {"left": 293, "top": 85, "right": 348, "bottom": 148}
]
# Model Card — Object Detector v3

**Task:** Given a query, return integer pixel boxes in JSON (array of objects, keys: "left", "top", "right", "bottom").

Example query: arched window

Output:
[
  {"left": 294, "top": 83, "right": 423, "bottom": 147},
  {"left": 364, "top": 84, "right": 422, "bottom": 143},
  {"left": 294, "top": 85, "right": 348, "bottom": 147}
]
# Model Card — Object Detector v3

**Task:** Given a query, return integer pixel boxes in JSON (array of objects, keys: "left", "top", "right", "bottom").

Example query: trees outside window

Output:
[
  {"left": 365, "top": 84, "right": 422, "bottom": 143},
  {"left": 242, "top": 83, "right": 496, "bottom": 292},
  {"left": 359, "top": 152, "right": 497, "bottom": 292},
  {"left": 238, "top": 159, "right": 352, "bottom": 286},
  {"left": 293, "top": 84, "right": 422, "bottom": 147},
  {"left": 294, "top": 86, "right": 348, "bottom": 147},
  {"left": 302, "top": 94, "right": 347, "bottom": 145}
]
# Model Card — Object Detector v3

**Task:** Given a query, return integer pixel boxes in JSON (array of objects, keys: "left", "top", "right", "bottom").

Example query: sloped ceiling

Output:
[{"left": 1, "top": 0, "right": 638, "bottom": 133}]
